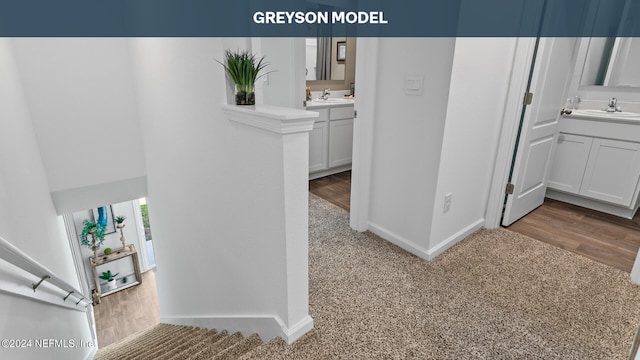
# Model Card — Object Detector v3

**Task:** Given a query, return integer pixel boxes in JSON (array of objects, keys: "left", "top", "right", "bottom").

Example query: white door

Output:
[{"left": 502, "top": 38, "right": 577, "bottom": 226}]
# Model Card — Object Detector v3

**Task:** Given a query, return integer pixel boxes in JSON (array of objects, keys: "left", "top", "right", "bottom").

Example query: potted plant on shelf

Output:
[
  {"left": 99, "top": 270, "right": 119, "bottom": 291},
  {"left": 80, "top": 220, "right": 106, "bottom": 258},
  {"left": 114, "top": 215, "right": 128, "bottom": 250},
  {"left": 218, "top": 49, "right": 272, "bottom": 105}
]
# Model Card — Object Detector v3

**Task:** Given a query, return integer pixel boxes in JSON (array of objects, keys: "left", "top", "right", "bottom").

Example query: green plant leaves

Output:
[
  {"left": 218, "top": 49, "right": 273, "bottom": 88},
  {"left": 80, "top": 219, "right": 106, "bottom": 249}
]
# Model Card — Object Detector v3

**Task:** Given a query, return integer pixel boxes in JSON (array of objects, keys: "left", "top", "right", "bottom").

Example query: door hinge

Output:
[
  {"left": 354, "top": 110, "right": 358, "bottom": 118},
  {"left": 523, "top": 92, "right": 534, "bottom": 105},
  {"left": 505, "top": 183, "right": 515, "bottom": 195}
]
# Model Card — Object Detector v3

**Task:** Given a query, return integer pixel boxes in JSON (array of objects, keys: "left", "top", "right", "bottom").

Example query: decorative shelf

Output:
[{"left": 91, "top": 244, "right": 142, "bottom": 297}]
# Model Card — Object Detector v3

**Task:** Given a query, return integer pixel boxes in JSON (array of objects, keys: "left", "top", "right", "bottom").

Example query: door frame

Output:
[
  {"left": 349, "top": 37, "right": 379, "bottom": 232},
  {"left": 485, "top": 37, "right": 539, "bottom": 229}
]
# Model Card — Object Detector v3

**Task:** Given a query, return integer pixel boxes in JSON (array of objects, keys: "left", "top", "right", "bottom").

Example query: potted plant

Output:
[
  {"left": 115, "top": 216, "right": 126, "bottom": 228},
  {"left": 218, "top": 49, "right": 272, "bottom": 105},
  {"left": 114, "top": 215, "right": 128, "bottom": 250},
  {"left": 80, "top": 220, "right": 106, "bottom": 258},
  {"left": 99, "top": 270, "right": 119, "bottom": 291}
]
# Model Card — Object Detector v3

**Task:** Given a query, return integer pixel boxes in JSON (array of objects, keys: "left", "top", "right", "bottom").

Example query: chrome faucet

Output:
[
  {"left": 321, "top": 88, "right": 331, "bottom": 100},
  {"left": 604, "top": 97, "right": 621, "bottom": 112}
]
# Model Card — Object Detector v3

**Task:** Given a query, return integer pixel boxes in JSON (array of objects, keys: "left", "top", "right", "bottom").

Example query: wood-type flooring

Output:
[
  {"left": 509, "top": 198, "right": 640, "bottom": 273},
  {"left": 309, "top": 171, "right": 352, "bottom": 211},
  {"left": 94, "top": 270, "right": 160, "bottom": 348}
]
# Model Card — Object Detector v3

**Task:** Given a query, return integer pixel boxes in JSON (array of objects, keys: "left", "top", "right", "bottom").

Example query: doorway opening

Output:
[{"left": 66, "top": 198, "right": 160, "bottom": 348}]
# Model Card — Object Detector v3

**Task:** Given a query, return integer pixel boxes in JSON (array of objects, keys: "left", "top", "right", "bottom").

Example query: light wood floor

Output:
[
  {"left": 309, "top": 171, "right": 351, "bottom": 211},
  {"left": 94, "top": 270, "right": 160, "bottom": 348},
  {"left": 309, "top": 172, "right": 640, "bottom": 273}
]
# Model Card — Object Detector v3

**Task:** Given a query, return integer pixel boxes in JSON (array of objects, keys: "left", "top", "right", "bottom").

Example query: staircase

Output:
[{"left": 94, "top": 324, "right": 273, "bottom": 360}]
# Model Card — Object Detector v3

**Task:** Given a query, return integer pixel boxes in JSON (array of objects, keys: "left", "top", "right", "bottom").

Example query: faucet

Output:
[
  {"left": 604, "top": 97, "right": 621, "bottom": 112},
  {"left": 321, "top": 88, "right": 331, "bottom": 100}
]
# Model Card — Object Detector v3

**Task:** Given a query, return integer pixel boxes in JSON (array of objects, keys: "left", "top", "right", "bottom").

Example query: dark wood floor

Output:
[
  {"left": 309, "top": 172, "right": 640, "bottom": 273},
  {"left": 509, "top": 198, "right": 640, "bottom": 273},
  {"left": 309, "top": 171, "right": 351, "bottom": 211}
]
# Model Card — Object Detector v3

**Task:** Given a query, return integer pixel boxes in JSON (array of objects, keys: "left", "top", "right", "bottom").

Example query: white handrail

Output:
[{"left": 0, "top": 236, "right": 90, "bottom": 312}]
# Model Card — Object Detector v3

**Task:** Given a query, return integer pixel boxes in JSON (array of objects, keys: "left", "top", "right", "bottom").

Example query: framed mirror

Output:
[{"left": 580, "top": 37, "right": 640, "bottom": 87}]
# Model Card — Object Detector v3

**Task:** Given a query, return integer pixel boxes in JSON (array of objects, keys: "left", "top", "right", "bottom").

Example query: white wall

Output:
[
  {"left": 10, "top": 38, "right": 147, "bottom": 212},
  {"left": 429, "top": 38, "right": 518, "bottom": 253},
  {"left": 128, "top": 38, "right": 310, "bottom": 341},
  {"left": 258, "top": 38, "right": 306, "bottom": 109},
  {"left": 0, "top": 38, "right": 94, "bottom": 360},
  {"left": 366, "top": 38, "right": 456, "bottom": 255}
]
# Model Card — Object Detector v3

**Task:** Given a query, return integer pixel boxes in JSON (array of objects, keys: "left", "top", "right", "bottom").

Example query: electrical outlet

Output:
[{"left": 443, "top": 192, "right": 453, "bottom": 213}]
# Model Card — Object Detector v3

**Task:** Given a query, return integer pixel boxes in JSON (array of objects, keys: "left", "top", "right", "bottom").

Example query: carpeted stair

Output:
[{"left": 94, "top": 324, "right": 264, "bottom": 360}]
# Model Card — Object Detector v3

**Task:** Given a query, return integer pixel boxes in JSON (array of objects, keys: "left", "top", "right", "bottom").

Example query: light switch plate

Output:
[{"left": 404, "top": 75, "right": 423, "bottom": 96}]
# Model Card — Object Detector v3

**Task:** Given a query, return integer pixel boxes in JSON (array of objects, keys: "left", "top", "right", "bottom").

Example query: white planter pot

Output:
[{"left": 106, "top": 279, "right": 117, "bottom": 291}]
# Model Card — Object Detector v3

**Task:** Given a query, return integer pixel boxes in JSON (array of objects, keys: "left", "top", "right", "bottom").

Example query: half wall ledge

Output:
[{"left": 222, "top": 104, "right": 318, "bottom": 135}]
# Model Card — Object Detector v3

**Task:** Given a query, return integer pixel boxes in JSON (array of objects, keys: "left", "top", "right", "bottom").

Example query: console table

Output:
[{"left": 90, "top": 244, "right": 142, "bottom": 297}]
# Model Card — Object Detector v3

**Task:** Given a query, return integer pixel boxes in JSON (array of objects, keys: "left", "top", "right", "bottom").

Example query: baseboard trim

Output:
[
  {"left": 368, "top": 222, "right": 430, "bottom": 260},
  {"left": 368, "top": 219, "right": 484, "bottom": 261},
  {"left": 160, "top": 314, "right": 313, "bottom": 344},
  {"left": 84, "top": 347, "right": 97, "bottom": 360},
  {"left": 427, "top": 219, "right": 485, "bottom": 259}
]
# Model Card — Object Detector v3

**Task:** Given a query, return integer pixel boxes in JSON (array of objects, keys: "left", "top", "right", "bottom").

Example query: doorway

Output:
[{"left": 66, "top": 198, "right": 160, "bottom": 347}]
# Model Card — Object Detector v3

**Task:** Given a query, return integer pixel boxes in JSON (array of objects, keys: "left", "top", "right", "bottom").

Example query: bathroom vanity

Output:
[
  {"left": 305, "top": 99, "right": 355, "bottom": 180},
  {"left": 547, "top": 109, "right": 640, "bottom": 218}
]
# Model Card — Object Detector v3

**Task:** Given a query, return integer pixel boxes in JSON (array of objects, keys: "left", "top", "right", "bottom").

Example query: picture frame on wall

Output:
[
  {"left": 92, "top": 205, "right": 116, "bottom": 234},
  {"left": 337, "top": 41, "right": 346, "bottom": 62}
]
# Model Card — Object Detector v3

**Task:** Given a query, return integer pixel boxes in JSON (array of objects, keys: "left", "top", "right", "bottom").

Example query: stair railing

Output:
[{"left": 0, "top": 235, "right": 90, "bottom": 311}]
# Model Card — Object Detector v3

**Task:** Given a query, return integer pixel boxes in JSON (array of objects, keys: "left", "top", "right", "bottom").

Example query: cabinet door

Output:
[
  {"left": 547, "top": 133, "right": 593, "bottom": 194},
  {"left": 309, "top": 121, "right": 329, "bottom": 173},
  {"left": 328, "top": 118, "right": 354, "bottom": 168},
  {"left": 579, "top": 138, "right": 640, "bottom": 206}
]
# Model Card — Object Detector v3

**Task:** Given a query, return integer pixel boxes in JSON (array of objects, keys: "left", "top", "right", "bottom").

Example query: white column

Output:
[{"left": 222, "top": 104, "right": 317, "bottom": 343}]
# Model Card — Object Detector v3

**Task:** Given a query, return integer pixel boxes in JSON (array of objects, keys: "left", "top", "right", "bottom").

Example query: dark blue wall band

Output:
[{"left": 0, "top": 0, "right": 637, "bottom": 37}]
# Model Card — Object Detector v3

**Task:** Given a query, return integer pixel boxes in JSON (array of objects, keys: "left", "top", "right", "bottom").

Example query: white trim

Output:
[
  {"left": 368, "top": 222, "right": 430, "bottom": 260},
  {"left": 426, "top": 219, "right": 485, "bottom": 259},
  {"left": 369, "top": 219, "right": 484, "bottom": 261},
  {"left": 485, "top": 38, "right": 538, "bottom": 229},
  {"left": 84, "top": 347, "right": 97, "bottom": 360},
  {"left": 63, "top": 213, "right": 98, "bottom": 346},
  {"left": 350, "top": 37, "right": 379, "bottom": 232},
  {"left": 160, "top": 314, "right": 313, "bottom": 345},
  {"left": 223, "top": 104, "right": 317, "bottom": 135}
]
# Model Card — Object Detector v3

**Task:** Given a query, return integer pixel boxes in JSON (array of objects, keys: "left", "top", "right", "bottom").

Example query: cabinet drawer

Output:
[
  {"left": 312, "top": 108, "right": 329, "bottom": 121},
  {"left": 330, "top": 106, "right": 354, "bottom": 120}
]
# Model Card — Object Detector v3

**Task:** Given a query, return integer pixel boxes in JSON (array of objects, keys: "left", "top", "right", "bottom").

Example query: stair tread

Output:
[
  {"left": 95, "top": 324, "right": 268, "bottom": 360},
  {"left": 213, "top": 333, "right": 263, "bottom": 360}
]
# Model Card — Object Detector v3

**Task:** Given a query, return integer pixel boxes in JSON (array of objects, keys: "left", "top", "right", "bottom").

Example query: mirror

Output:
[
  {"left": 305, "top": 37, "right": 356, "bottom": 91},
  {"left": 579, "top": 0, "right": 640, "bottom": 88},
  {"left": 580, "top": 37, "right": 640, "bottom": 87},
  {"left": 305, "top": 37, "right": 346, "bottom": 81}
]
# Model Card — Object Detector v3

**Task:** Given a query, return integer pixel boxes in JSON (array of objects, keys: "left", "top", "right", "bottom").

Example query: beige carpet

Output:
[
  {"left": 97, "top": 195, "right": 640, "bottom": 359},
  {"left": 243, "top": 195, "right": 640, "bottom": 359}
]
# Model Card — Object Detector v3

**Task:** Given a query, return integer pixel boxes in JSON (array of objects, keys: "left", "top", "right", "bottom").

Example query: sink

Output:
[
  {"left": 310, "top": 98, "right": 354, "bottom": 104},
  {"left": 569, "top": 109, "right": 640, "bottom": 121}
]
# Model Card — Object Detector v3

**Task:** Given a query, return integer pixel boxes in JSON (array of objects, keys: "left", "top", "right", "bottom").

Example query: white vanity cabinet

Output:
[
  {"left": 547, "top": 114, "right": 640, "bottom": 218},
  {"left": 306, "top": 104, "right": 355, "bottom": 179},
  {"left": 309, "top": 108, "right": 330, "bottom": 173}
]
